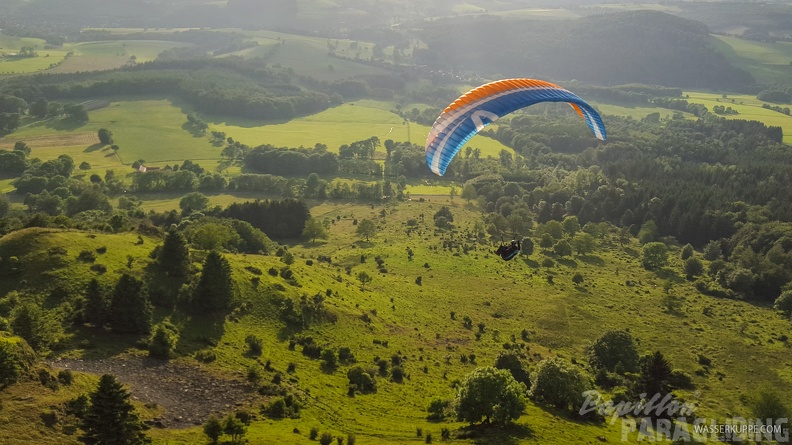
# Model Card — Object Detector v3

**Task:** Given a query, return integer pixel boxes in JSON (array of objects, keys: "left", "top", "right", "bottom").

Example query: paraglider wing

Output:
[{"left": 425, "top": 78, "right": 606, "bottom": 176}]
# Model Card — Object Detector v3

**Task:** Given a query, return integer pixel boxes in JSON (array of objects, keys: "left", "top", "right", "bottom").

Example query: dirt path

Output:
[{"left": 48, "top": 355, "right": 258, "bottom": 429}]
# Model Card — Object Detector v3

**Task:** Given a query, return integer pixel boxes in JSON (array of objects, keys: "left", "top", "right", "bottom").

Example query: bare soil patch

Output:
[{"left": 49, "top": 355, "right": 258, "bottom": 429}]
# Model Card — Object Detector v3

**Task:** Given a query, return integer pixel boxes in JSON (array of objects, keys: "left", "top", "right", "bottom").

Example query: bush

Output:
[
  {"left": 245, "top": 334, "right": 263, "bottom": 355},
  {"left": 78, "top": 250, "right": 96, "bottom": 262},
  {"left": 530, "top": 357, "right": 590, "bottom": 412},
  {"left": 149, "top": 321, "right": 179, "bottom": 359},
  {"left": 347, "top": 366, "right": 376, "bottom": 394},
  {"left": 320, "top": 432, "right": 333, "bottom": 445},
  {"left": 194, "top": 349, "right": 217, "bottom": 363},
  {"left": 310, "top": 427, "right": 319, "bottom": 440},
  {"left": 57, "top": 369, "right": 73, "bottom": 385},
  {"left": 427, "top": 398, "right": 449, "bottom": 420}
]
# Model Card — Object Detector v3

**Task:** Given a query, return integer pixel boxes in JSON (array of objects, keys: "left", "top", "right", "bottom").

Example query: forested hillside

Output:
[{"left": 419, "top": 11, "right": 755, "bottom": 89}]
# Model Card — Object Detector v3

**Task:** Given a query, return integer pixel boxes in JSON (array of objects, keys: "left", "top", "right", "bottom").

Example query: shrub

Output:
[
  {"left": 347, "top": 366, "right": 376, "bottom": 394},
  {"left": 416, "top": 427, "right": 423, "bottom": 437},
  {"left": 347, "top": 434, "right": 356, "bottom": 445},
  {"left": 57, "top": 369, "right": 73, "bottom": 385},
  {"left": 78, "top": 250, "right": 96, "bottom": 262},
  {"left": 194, "top": 349, "right": 217, "bottom": 363},
  {"left": 427, "top": 398, "right": 449, "bottom": 420},
  {"left": 320, "top": 432, "right": 333, "bottom": 445},
  {"left": 310, "top": 426, "right": 319, "bottom": 440},
  {"left": 149, "top": 321, "right": 179, "bottom": 359},
  {"left": 425, "top": 433, "right": 433, "bottom": 443},
  {"left": 245, "top": 334, "right": 263, "bottom": 355}
]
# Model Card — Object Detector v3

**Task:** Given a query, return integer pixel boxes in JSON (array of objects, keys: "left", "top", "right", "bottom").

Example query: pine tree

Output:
[
  {"left": 192, "top": 251, "right": 233, "bottom": 313},
  {"left": 83, "top": 279, "right": 108, "bottom": 327},
  {"left": 80, "top": 374, "right": 150, "bottom": 445},
  {"left": 158, "top": 230, "right": 190, "bottom": 277},
  {"left": 109, "top": 274, "right": 152, "bottom": 334}
]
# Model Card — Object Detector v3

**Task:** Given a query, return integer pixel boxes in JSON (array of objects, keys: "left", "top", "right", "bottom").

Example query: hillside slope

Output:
[
  {"left": 420, "top": 11, "right": 755, "bottom": 90},
  {"left": 1, "top": 200, "right": 791, "bottom": 444}
]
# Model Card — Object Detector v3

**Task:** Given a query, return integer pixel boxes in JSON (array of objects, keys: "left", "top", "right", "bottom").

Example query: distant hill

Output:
[{"left": 419, "top": 11, "right": 755, "bottom": 90}]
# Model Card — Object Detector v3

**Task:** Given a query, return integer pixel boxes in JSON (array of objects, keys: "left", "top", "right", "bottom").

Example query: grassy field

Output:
[
  {"left": 684, "top": 91, "right": 792, "bottom": 144},
  {"left": 1, "top": 201, "right": 791, "bottom": 444},
  {"left": 1, "top": 98, "right": 223, "bottom": 165},
  {"left": 0, "top": 51, "right": 70, "bottom": 75},
  {"left": 228, "top": 30, "right": 391, "bottom": 81},
  {"left": 712, "top": 35, "right": 792, "bottom": 85},
  {"left": 208, "top": 99, "right": 514, "bottom": 159}
]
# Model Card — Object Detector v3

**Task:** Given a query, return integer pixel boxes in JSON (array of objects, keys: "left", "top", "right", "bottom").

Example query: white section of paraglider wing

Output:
[{"left": 430, "top": 117, "right": 468, "bottom": 175}]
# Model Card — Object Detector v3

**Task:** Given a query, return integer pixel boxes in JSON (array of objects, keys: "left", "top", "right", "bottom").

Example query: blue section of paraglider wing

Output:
[{"left": 425, "top": 84, "right": 606, "bottom": 176}]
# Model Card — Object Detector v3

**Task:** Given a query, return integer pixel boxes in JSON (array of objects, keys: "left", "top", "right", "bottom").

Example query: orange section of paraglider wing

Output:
[{"left": 568, "top": 103, "right": 586, "bottom": 119}]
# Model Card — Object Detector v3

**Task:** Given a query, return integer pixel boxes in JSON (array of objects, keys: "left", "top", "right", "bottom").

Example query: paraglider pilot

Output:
[{"left": 495, "top": 240, "right": 521, "bottom": 261}]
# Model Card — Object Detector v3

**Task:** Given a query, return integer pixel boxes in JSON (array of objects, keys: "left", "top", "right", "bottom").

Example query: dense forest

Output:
[{"left": 419, "top": 11, "right": 755, "bottom": 90}]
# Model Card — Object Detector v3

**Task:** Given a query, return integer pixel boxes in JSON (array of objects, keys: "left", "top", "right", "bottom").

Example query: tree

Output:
[
  {"left": 571, "top": 232, "right": 596, "bottom": 255},
  {"left": 222, "top": 414, "right": 246, "bottom": 443},
  {"left": 494, "top": 352, "right": 530, "bottom": 385},
  {"left": 637, "top": 351, "right": 673, "bottom": 397},
  {"left": 562, "top": 216, "right": 580, "bottom": 235},
  {"left": 520, "top": 238, "right": 534, "bottom": 256},
  {"left": 356, "top": 218, "right": 377, "bottom": 241},
  {"left": 751, "top": 385, "right": 789, "bottom": 422},
  {"left": 0, "top": 340, "right": 21, "bottom": 388},
  {"left": 80, "top": 374, "right": 150, "bottom": 445},
  {"left": 158, "top": 230, "right": 190, "bottom": 277},
  {"left": 774, "top": 290, "right": 792, "bottom": 317},
  {"left": 357, "top": 271, "right": 372, "bottom": 290},
  {"left": 97, "top": 128, "right": 113, "bottom": 145},
  {"left": 638, "top": 220, "right": 659, "bottom": 244},
  {"left": 83, "top": 278, "right": 108, "bottom": 327},
  {"left": 109, "top": 274, "right": 152, "bottom": 334},
  {"left": 433, "top": 206, "right": 454, "bottom": 229},
  {"left": 203, "top": 416, "right": 223, "bottom": 443},
  {"left": 683, "top": 257, "right": 704, "bottom": 278},
  {"left": 462, "top": 183, "right": 477, "bottom": 203},
  {"left": 148, "top": 321, "right": 179, "bottom": 359},
  {"left": 179, "top": 192, "right": 210, "bottom": 214},
  {"left": 680, "top": 244, "right": 694, "bottom": 260},
  {"left": 192, "top": 251, "right": 233, "bottom": 313},
  {"left": 588, "top": 330, "right": 639, "bottom": 374},
  {"left": 703, "top": 240, "right": 722, "bottom": 261},
  {"left": 553, "top": 240, "right": 572, "bottom": 257},
  {"left": 530, "top": 357, "right": 590, "bottom": 412},
  {"left": 302, "top": 217, "right": 328, "bottom": 242},
  {"left": 11, "top": 302, "right": 62, "bottom": 352},
  {"left": 454, "top": 367, "right": 527, "bottom": 426},
  {"left": 642, "top": 242, "right": 669, "bottom": 270}
]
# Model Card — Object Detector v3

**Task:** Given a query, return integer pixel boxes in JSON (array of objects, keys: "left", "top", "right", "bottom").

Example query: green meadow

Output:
[
  {"left": 712, "top": 35, "right": 792, "bottom": 85},
  {"left": 3, "top": 98, "right": 223, "bottom": 165},
  {"left": 684, "top": 91, "right": 792, "bottom": 144},
  {"left": 208, "top": 99, "right": 514, "bottom": 159},
  {"left": 2, "top": 199, "right": 791, "bottom": 444}
]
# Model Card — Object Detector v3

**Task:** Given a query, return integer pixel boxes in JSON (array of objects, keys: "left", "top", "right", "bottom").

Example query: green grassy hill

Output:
[{"left": 1, "top": 199, "right": 791, "bottom": 444}]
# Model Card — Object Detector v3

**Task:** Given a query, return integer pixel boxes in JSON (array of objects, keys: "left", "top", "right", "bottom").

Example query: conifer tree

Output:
[
  {"left": 80, "top": 374, "right": 149, "bottom": 445},
  {"left": 158, "top": 229, "right": 190, "bottom": 277},
  {"left": 109, "top": 274, "right": 152, "bottom": 334},
  {"left": 83, "top": 279, "right": 108, "bottom": 327},
  {"left": 192, "top": 251, "right": 233, "bottom": 312}
]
